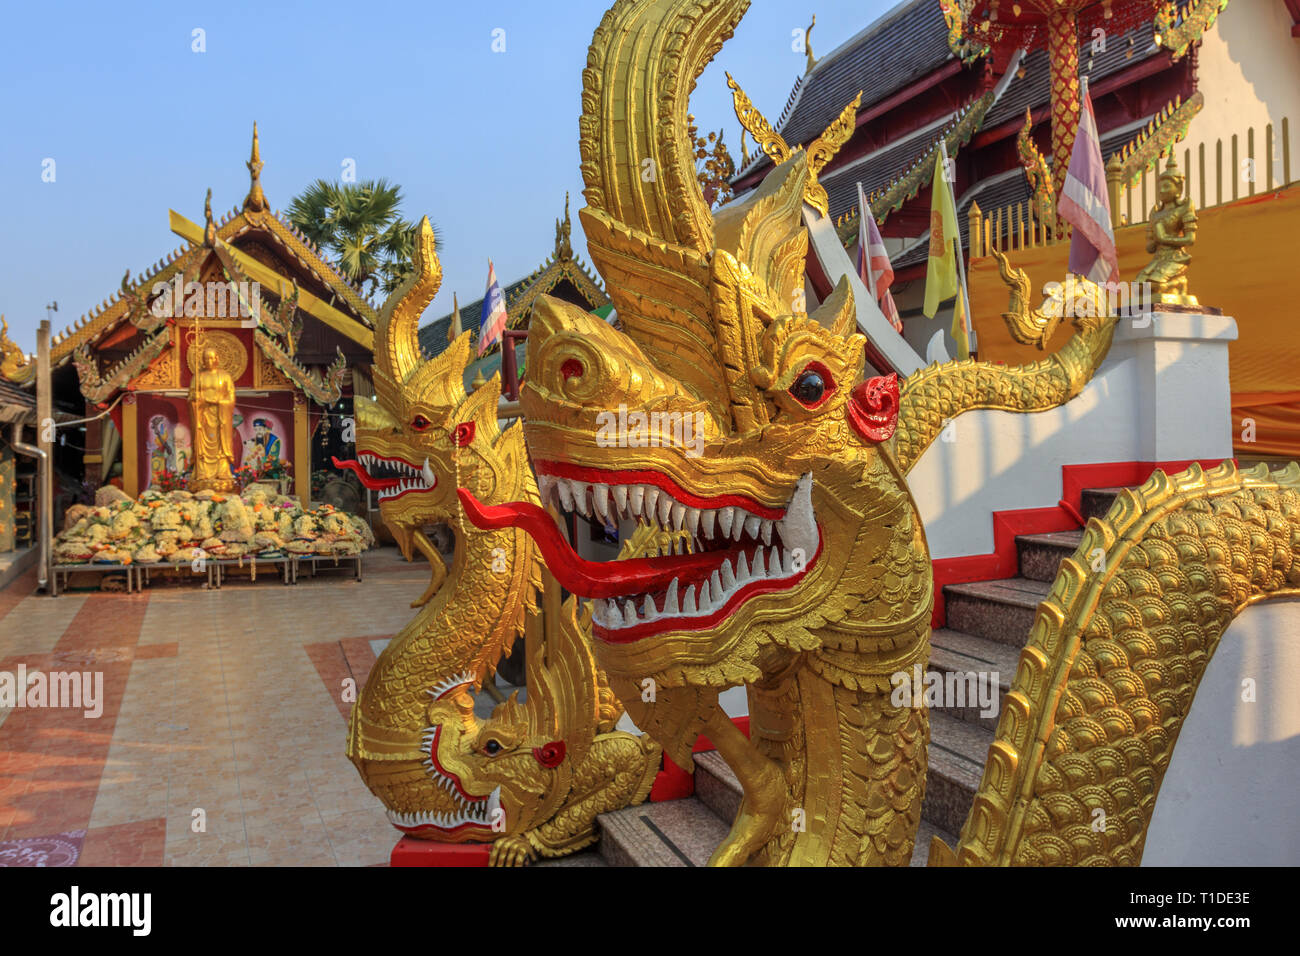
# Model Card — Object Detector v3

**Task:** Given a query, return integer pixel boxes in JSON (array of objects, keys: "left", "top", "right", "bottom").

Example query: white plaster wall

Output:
[
  {"left": 908, "top": 313, "right": 1237, "bottom": 559},
  {"left": 1143, "top": 597, "right": 1300, "bottom": 866},
  {"left": 1125, "top": 0, "right": 1300, "bottom": 217}
]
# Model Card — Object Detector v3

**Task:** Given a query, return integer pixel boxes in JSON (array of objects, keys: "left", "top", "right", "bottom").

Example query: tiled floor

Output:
[{"left": 0, "top": 548, "right": 426, "bottom": 866}]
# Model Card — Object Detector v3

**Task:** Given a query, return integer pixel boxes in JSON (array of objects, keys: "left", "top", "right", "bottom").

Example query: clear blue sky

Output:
[{"left": 0, "top": 0, "right": 896, "bottom": 351}]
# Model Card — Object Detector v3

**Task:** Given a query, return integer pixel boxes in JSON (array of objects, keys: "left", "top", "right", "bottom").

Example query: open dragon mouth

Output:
[
  {"left": 385, "top": 673, "right": 502, "bottom": 836},
  {"left": 459, "top": 465, "right": 821, "bottom": 643},
  {"left": 333, "top": 453, "right": 436, "bottom": 502}
]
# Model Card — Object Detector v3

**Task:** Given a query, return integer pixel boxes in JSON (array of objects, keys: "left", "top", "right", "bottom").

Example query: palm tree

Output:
[{"left": 286, "top": 178, "right": 434, "bottom": 300}]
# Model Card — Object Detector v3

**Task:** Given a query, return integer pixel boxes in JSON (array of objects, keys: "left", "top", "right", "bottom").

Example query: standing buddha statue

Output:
[
  {"left": 189, "top": 347, "right": 237, "bottom": 492},
  {"left": 1135, "top": 155, "right": 1199, "bottom": 307}
]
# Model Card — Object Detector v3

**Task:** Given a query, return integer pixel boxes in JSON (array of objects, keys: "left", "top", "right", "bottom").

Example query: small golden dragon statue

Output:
[
  {"left": 342, "top": 220, "right": 657, "bottom": 864},
  {"left": 458, "top": 0, "right": 1131, "bottom": 866}
]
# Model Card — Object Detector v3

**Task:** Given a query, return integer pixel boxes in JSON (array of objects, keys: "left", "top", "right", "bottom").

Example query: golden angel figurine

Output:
[{"left": 1135, "top": 155, "right": 1199, "bottom": 306}]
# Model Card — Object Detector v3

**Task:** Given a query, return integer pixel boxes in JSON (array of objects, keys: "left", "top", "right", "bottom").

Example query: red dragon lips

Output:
[
  {"left": 333, "top": 454, "right": 437, "bottom": 503},
  {"left": 459, "top": 466, "right": 821, "bottom": 643}
]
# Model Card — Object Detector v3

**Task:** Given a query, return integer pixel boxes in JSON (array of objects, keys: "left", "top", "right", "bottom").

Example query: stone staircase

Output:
[{"left": 544, "top": 486, "right": 1127, "bottom": 867}]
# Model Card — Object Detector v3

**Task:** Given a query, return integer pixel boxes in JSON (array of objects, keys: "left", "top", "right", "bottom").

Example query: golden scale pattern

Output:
[{"left": 936, "top": 461, "right": 1300, "bottom": 866}]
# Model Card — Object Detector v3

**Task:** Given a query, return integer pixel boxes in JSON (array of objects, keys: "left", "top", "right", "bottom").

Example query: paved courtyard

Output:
[{"left": 0, "top": 549, "right": 425, "bottom": 866}]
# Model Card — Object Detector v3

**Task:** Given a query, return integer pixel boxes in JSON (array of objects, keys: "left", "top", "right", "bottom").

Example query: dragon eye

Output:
[
  {"left": 410, "top": 415, "right": 432, "bottom": 432},
  {"left": 789, "top": 364, "right": 833, "bottom": 408},
  {"left": 484, "top": 739, "right": 502, "bottom": 755}
]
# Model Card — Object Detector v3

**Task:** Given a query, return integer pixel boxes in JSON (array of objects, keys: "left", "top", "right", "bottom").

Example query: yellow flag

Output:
[
  {"left": 950, "top": 288, "right": 970, "bottom": 360},
  {"left": 923, "top": 143, "right": 960, "bottom": 319}
]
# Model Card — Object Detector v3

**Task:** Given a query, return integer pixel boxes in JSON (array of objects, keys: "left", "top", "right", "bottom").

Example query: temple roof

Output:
[
  {"left": 48, "top": 126, "right": 378, "bottom": 370},
  {"left": 746, "top": 0, "right": 953, "bottom": 162}
]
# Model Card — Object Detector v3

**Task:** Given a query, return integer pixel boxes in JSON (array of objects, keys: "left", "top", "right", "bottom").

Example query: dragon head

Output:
[
  {"left": 387, "top": 599, "right": 600, "bottom": 842},
  {"left": 336, "top": 218, "right": 532, "bottom": 581},
  {"left": 460, "top": 0, "right": 931, "bottom": 759}
]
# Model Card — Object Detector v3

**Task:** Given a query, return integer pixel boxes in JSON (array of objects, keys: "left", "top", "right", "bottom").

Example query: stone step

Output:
[
  {"left": 1015, "top": 529, "right": 1084, "bottom": 582},
  {"left": 928, "top": 628, "right": 1018, "bottom": 731},
  {"left": 694, "top": 750, "right": 742, "bottom": 824},
  {"left": 943, "top": 576, "right": 1050, "bottom": 645},
  {"left": 536, "top": 849, "right": 608, "bottom": 866},
  {"left": 1080, "top": 486, "right": 1127, "bottom": 523},
  {"left": 597, "top": 796, "right": 729, "bottom": 866},
  {"left": 923, "top": 710, "right": 994, "bottom": 838}
]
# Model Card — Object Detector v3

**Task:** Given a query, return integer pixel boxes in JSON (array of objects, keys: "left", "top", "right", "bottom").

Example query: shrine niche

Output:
[{"left": 46, "top": 126, "right": 377, "bottom": 503}]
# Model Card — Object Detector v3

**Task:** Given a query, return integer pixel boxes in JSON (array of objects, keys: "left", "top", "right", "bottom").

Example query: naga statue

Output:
[
  {"left": 341, "top": 219, "right": 658, "bottom": 864},
  {"left": 454, "top": 0, "right": 1289, "bottom": 867}
]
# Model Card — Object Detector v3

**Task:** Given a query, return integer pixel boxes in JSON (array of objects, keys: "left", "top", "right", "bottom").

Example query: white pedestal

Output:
[{"left": 1112, "top": 310, "right": 1239, "bottom": 464}]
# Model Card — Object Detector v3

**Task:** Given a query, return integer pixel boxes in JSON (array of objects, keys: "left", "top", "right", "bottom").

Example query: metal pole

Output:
[{"left": 37, "top": 321, "right": 53, "bottom": 592}]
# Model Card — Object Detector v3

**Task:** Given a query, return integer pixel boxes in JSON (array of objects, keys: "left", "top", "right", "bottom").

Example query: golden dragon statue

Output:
[
  {"left": 454, "top": 0, "right": 1134, "bottom": 866},
  {"left": 340, "top": 219, "right": 658, "bottom": 864}
]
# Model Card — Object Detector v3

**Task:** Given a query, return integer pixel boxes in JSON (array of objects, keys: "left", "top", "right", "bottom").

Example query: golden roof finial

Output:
[
  {"left": 203, "top": 188, "right": 217, "bottom": 246},
  {"left": 555, "top": 192, "right": 573, "bottom": 259},
  {"left": 244, "top": 122, "right": 267, "bottom": 212},
  {"left": 470, "top": 367, "right": 487, "bottom": 390},
  {"left": 805, "top": 14, "right": 817, "bottom": 73},
  {"left": 449, "top": 292, "right": 462, "bottom": 343}
]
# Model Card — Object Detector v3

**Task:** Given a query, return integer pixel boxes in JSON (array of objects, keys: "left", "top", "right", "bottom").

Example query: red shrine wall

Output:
[{"left": 133, "top": 392, "right": 294, "bottom": 490}]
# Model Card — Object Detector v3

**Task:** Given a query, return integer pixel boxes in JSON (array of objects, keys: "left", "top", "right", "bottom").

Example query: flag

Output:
[
  {"left": 923, "top": 141, "right": 960, "bottom": 320},
  {"left": 1059, "top": 77, "right": 1119, "bottom": 285},
  {"left": 856, "top": 182, "right": 902, "bottom": 333},
  {"left": 477, "top": 260, "right": 508, "bottom": 356}
]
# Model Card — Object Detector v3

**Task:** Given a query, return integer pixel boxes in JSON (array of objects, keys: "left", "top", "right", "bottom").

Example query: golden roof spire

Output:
[
  {"left": 244, "top": 122, "right": 267, "bottom": 212},
  {"left": 449, "top": 292, "right": 462, "bottom": 342},
  {"left": 555, "top": 193, "right": 573, "bottom": 260},
  {"left": 203, "top": 188, "right": 217, "bottom": 246}
]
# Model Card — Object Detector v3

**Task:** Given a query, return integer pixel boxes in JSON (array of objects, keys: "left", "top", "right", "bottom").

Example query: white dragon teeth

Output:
[
  {"left": 743, "top": 515, "right": 761, "bottom": 539},
  {"left": 657, "top": 492, "right": 673, "bottom": 527},
  {"left": 760, "top": 519, "right": 773, "bottom": 546},
  {"left": 663, "top": 578, "right": 679, "bottom": 614},
  {"left": 557, "top": 480, "right": 575, "bottom": 511},
  {"left": 717, "top": 506, "right": 736, "bottom": 539},
  {"left": 592, "top": 483, "right": 612, "bottom": 523},
  {"left": 736, "top": 551, "right": 750, "bottom": 582},
  {"left": 682, "top": 583, "right": 697, "bottom": 615},
  {"left": 701, "top": 509, "right": 717, "bottom": 538},
  {"left": 622, "top": 600, "right": 638, "bottom": 626},
  {"left": 629, "top": 483, "right": 645, "bottom": 515},
  {"left": 612, "top": 484, "right": 629, "bottom": 517},
  {"left": 670, "top": 501, "right": 686, "bottom": 531},
  {"left": 642, "top": 595, "right": 658, "bottom": 620},
  {"left": 720, "top": 557, "right": 736, "bottom": 590}
]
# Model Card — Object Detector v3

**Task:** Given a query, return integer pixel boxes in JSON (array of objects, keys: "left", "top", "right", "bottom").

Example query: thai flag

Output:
[
  {"left": 477, "top": 260, "right": 508, "bottom": 355},
  {"left": 856, "top": 182, "right": 903, "bottom": 332},
  {"left": 1059, "top": 77, "right": 1119, "bottom": 285}
]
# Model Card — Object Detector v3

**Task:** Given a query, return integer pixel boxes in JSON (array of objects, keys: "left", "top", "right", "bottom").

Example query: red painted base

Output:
[
  {"left": 930, "top": 458, "right": 1231, "bottom": 628},
  {"left": 390, "top": 838, "right": 490, "bottom": 867}
]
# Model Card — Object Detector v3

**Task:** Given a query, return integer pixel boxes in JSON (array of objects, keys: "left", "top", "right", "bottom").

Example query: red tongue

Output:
[
  {"left": 457, "top": 488, "right": 721, "bottom": 599},
  {"left": 332, "top": 456, "right": 401, "bottom": 490}
]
